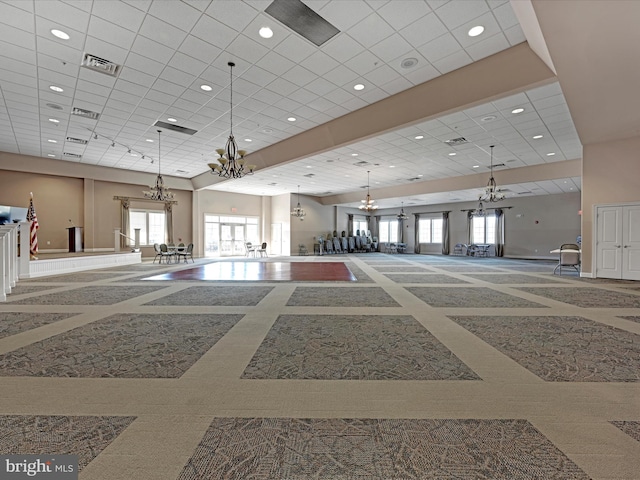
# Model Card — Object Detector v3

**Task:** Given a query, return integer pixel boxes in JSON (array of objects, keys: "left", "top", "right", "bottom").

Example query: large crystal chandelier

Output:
[
  {"left": 143, "top": 130, "right": 174, "bottom": 201},
  {"left": 359, "top": 170, "right": 378, "bottom": 212},
  {"left": 397, "top": 201, "right": 408, "bottom": 220},
  {"left": 479, "top": 145, "right": 505, "bottom": 202},
  {"left": 208, "top": 62, "right": 256, "bottom": 179},
  {"left": 291, "top": 185, "right": 306, "bottom": 220}
]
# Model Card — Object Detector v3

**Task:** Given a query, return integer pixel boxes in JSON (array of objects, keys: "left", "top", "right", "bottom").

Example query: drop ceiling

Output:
[{"left": 0, "top": 0, "right": 582, "bottom": 208}]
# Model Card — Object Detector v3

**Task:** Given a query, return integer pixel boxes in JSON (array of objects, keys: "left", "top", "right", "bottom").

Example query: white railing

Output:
[
  {"left": 114, "top": 228, "right": 140, "bottom": 252},
  {"left": 0, "top": 223, "right": 20, "bottom": 302}
]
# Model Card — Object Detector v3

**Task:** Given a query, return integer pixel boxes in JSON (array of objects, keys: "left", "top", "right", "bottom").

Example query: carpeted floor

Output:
[{"left": 0, "top": 253, "right": 639, "bottom": 479}]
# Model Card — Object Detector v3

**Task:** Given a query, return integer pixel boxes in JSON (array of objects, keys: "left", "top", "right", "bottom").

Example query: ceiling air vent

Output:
[
  {"left": 304, "top": 173, "right": 315, "bottom": 178},
  {"left": 265, "top": 0, "right": 339, "bottom": 46},
  {"left": 63, "top": 152, "right": 82, "bottom": 159},
  {"left": 66, "top": 137, "right": 87, "bottom": 145},
  {"left": 444, "top": 137, "right": 468, "bottom": 146},
  {"left": 153, "top": 121, "right": 197, "bottom": 136},
  {"left": 81, "top": 53, "right": 122, "bottom": 77},
  {"left": 517, "top": 191, "right": 532, "bottom": 195},
  {"left": 407, "top": 177, "right": 422, "bottom": 181},
  {"left": 268, "top": 182, "right": 277, "bottom": 186},
  {"left": 46, "top": 103, "right": 63, "bottom": 110},
  {"left": 354, "top": 160, "right": 369, "bottom": 166},
  {"left": 72, "top": 107, "right": 100, "bottom": 120},
  {"left": 488, "top": 163, "right": 505, "bottom": 168}
]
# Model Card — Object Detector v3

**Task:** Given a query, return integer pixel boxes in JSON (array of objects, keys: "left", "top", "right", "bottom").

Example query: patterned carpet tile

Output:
[
  {"left": 449, "top": 315, "right": 640, "bottom": 382},
  {"left": 9, "top": 285, "right": 165, "bottom": 305},
  {"left": 517, "top": 287, "right": 640, "bottom": 308},
  {"left": 384, "top": 273, "right": 470, "bottom": 284},
  {"left": 407, "top": 287, "right": 547, "bottom": 308},
  {"left": 286, "top": 287, "right": 400, "bottom": 307},
  {"left": 177, "top": 418, "right": 588, "bottom": 480},
  {"left": 372, "top": 266, "right": 433, "bottom": 272},
  {"left": 0, "top": 313, "right": 243, "bottom": 378},
  {"left": 611, "top": 421, "right": 640, "bottom": 443},
  {"left": 437, "top": 265, "right": 502, "bottom": 272},
  {"left": 22, "top": 272, "right": 125, "bottom": 283},
  {"left": 0, "top": 312, "right": 76, "bottom": 339},
  {"left": 500, "top": 264, "right": 558, "bottom": 273},
  {"left": 463, "top": 274, "right": 565, "bottom": 284},
  {"left": 0, "top": 415, "right": 135, "bottom": 470},
  {"left": 242, "top": 314, "right": 479, "bottom": 380},
  {"left": 144, "top": 286, "right": 274, "bottom": 306},
  {"left": 6, "top": 284, "right": 61, "bottom": 295}
]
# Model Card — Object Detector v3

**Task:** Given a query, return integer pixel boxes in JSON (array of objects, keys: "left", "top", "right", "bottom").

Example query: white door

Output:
[
  {"left": 596, "top": 204, "right": 640, "bottom": 280},
  {"left": 622, "top": 205, "right": 640, "bottom": 280}
]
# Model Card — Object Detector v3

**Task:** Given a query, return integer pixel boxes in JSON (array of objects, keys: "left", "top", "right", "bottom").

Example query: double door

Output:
[{"left": 596, "top": 204, "right": 640, "bottom": 280}]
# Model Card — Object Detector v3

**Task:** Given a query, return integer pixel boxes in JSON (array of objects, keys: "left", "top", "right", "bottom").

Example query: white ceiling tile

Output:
[
  {"left": 366, "top": 64, "right": 399, "bottom": 87},
  {"left": 124, "top": 52, "right": 165, "bottom": 78},
  {"left": 465, "top": 32, "right": 510, "bottom": 61},
  {"left": 118, "top": 66, "right": 156, "bottom": 88},
  {"left": 226, "top": 34, "right": 270, "bottom": 65},
  {"left": 272, "top": 31, "right": 317, "bottom": 64},
  {"left": 299, "top": 50, "right": 340, "bottom": 77},
  {"left": 369, "top": 34, "right": 413, "bottom": 63},
  {"left": 347, "top": 49, "right": 383, "bottom": 75},
  {"left": 256, "top": 51, "right": 296, "bottom": 76},
  {"left": 87, "top": 14, "right": 136, "bottom": 50},
  {"left": 493, "top": 1, "right": 519, "bottom": 30},
  {"left": 349, "top": 13, "right": 396, "bottom": 49},
  {"left": 305, "top": 77, "right": 338, "bottom": 97},
  {"left": 432, "top": 0, "right": 489, "bottom": 30},
  {"left": 139, "top": 15, "right": 187, "bottom": 49},
  {"left": 35, "top": 1, "right": 90, "bottom": 32},
  {"left": 416, "top": 32, "right": 461, "bottom": 63},
  {"left": 0, "top": 2, "right": 34, "bottom": 32},
  {"left": 148, "top": 0, "right": 202, "bottom": 32},
  {"left": 178, "top": 35, "right": 222, "bottom": 67},
  {"left": 432, "top": 49, "right": 473, "bottom": 74},
  {"left": 503, "top": 24, "right": 526, "bottom": 46},
  {"left": 285, "top": 65, "right": 317, "bottom": 87},
  {"left": 90, "top": 0, "right": 146, "bottom": 32},
  {"left": 204, "top": 0, "right": 259, "bottom": 32},
  {"left": 191, "top": 14, "right": 237, "bottom": 50},
  {"left": 378, "top": 0, "right": 432, "bottom": 30},
  {"left": 318, "top": 1, "right": 373, "bottom": 31},
  {"left": 402, "top": 62, "right": 440, "bottom": 85},
  {"left": 321, "top": 34, "right": 366, "bottom": 64},
  {"left": 130, "top": 35, "right": 175, "bottom": 64}
]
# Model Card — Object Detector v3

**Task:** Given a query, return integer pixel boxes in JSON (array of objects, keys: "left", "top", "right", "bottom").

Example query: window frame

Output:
[
  {"left": 418, "top": 217, "right": 443, "bottom": 244},
  {"left": 129, "top": 208, "right": 166, "bottom": 246}
]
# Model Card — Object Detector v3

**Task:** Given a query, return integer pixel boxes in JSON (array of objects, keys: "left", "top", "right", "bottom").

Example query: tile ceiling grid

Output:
[{"left": 0, "top": 0, "right": 582, "bottom": 207}]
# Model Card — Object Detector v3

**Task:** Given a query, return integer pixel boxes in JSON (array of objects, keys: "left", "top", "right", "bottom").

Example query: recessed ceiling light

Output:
[
  {"left": 48, "top": 118, "right": 59, "bottom": 123},
  {"left": 533, "top": 134, "right": 543, "bottom": 139},
  {"left": 306, "top": 165, "right": 312, "bottom": 168},
  {"left": 259, "top": 26, "right": 273, "bottom": 38},
  {"left": 47, "top": 154, "right": 56, "bottom": 157},
  {"left": 415, "top": 135, "right": 424, "bottom": 140},
  {"left": 287, "top": 117, "right": 296, "bottom": 122},
  {"left": 167, "top": 117, "right": 177, "bottom": 122},
  {"left": 49, "top": 85, "right": 64, "bottom": 92},
  {"left": 47, "top": 139, "right": 57, "bottom": 143},
  {"left": 51, "top": 29, "right": 69, "bottom": 40},
  {"left": 200, "top": 85, "right": 212, "bottom": 91},
  {"left": 130, "top": 153, "right": 138, "bottom": 157},
  {"left": 473, "top": 165, "right": 480, "bottom": 168},
  {"left": 353, "top": 84, "right": 365, "bottom": 91},
  {"left": 146, "top": 139, "right": 154, "bottom": 142},
  {"left": 547, "top": 152, "right": 556, "bottom": 156},
  {"left": 244, "top": 138, "right": 252, "bottom": 142},
  {"left": 448, "top": 152, "right": 456, "bottom": 156},
  {"left": 511, "top": 108, "right": 525, "bottom": 114},
  {"left": 389, "top": 165, "right": 395, "bottom": 168},
  {"left": 468, "top": 25, "right": 485, "bottom": 37},
  {"left": 481, "top": 115, "right": 497, "bottom": 122},
  {"left": 351, "top": 153, "right": 358, "bottom": 156}
]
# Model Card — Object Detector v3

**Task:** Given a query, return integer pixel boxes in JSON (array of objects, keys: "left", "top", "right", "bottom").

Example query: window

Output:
[
  {"left": 418, "top": 217, "right": 443, "bottom": 243},
  {"left": 353, "top": 218, "right": 368, "bottom": 235},
  {"left": 379, "top": 219, "right": 398, "bottom": 243},
  {"left": 471, "top": 214, "right": 497, "bottom": 244},
  {"left": 130, "top": 209, "right": 165, "bottom": 245}
]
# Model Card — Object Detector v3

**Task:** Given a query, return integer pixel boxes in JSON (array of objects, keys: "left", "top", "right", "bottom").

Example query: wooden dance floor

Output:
[{"left": 144, "top": 261, "right": 357, "bottom": 282}]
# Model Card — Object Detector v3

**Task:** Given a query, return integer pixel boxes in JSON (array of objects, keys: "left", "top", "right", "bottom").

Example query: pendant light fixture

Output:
[
  {"left": 359, "top": 170, "right": 378, "bottom": 212},
  {"left": 290, "top": 185, "right": 306, "bottom": 220},
  {"left": 479, "top": 145, "right": 505, "bottom": 202},
  {"left": 208, "top": 62, "right": 256, "bottom": 179},
  {"left": 143, "top": 130, "right": 174, "bottom": 201},
  {"left": 396, "top": 201, "right": 408, "bottom": 220}
]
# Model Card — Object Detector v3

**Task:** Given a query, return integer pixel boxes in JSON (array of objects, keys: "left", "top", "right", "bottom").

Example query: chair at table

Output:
[
  {"left": 176, "top": 243, "right": 194, "bottom": 263},
  {"left": 257, "top": 242, "right": 268, "bottom": 257},
  {"left": 245, "top": 242, "right": 257, "bottom": 257},
  {"left": 153, "top": 243, "right": 162, "bottom": 263},
  {"left": 159, "top": 243, "right": 175, "bottom": 263},
  {"left": 453, "top": 243, "right": 466, "bottom": 256},
  {"left": 176, "top": 242, "right": 185, "bottom": 253},
  {"left": 554, "top": 243, "right": 580, "bottom": 275}
]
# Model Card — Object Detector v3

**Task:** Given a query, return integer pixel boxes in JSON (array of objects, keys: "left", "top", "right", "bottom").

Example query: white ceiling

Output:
[{"left": 0, "top": 0, "right": 582, "bottom": 208}]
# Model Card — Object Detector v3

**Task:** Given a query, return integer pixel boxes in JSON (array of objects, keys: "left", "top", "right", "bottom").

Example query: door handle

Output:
[
  {"left": 614, "top": 245, "right": 621, "bottom": 248},
  {"left": 624, "top": 245, "right": 629, "bottom": 248}
]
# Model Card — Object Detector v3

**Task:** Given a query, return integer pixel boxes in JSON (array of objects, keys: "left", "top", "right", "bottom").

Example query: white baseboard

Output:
[{"left": 22, "top": 252, "right": 141, "bottom": 278}]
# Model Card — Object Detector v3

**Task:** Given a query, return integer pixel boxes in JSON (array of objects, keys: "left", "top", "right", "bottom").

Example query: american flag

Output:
[{"left": 26, "top": 192, "right": 39, "bottom": 258}]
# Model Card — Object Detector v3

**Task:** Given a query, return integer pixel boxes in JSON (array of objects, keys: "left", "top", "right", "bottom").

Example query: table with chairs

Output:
[{"left": 153, "top": 243, "right": 194, "bottom": 264}]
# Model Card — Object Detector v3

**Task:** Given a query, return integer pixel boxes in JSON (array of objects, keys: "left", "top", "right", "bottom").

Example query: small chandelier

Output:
[
  {"left": 479, "top": 145, "right": 505, "bottom": 202},
  {"left": 208, "top": 62, "right": 256, "bottom": 179},
  {"left": 359, "top": 170, "right": 378, "bottom": 212},
  {"left": 397, "top": 201, "right": 408, "bottom": 220},
  {"left": 474, "top": 198, "right": 487, "bottom": 217},
  {"left": 143, "top": 130, "right": 174, "bottom": 201},
  {"left": 291, "top": 185, "right": 306, "bottom": 220}
]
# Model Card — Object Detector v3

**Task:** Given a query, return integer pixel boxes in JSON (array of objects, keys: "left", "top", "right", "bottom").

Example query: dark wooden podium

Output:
[{"left": 67, "top": 226, "right": 83, "bottom": 252}]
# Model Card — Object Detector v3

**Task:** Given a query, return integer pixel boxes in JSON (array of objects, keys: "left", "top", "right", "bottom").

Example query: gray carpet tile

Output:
[
  {"left": 343, "top": 262, "right": 373, "bottom": 283},
  {"left": 518, "top": 287, "right": 640, "bottom": 308},
  {"left": 437, "top": 265, "right": 503, "bottom": 272},
  {"left": 611, "top": 421, "right": 640, "bottom": 443},
  {"left": 0, "top": 313, "right": 243, "bottom": 378},
  {"left": 407, "top": 287, "right": 548, "bottom": 308},
  {"left": 286, "top": 287, "right": 400, "bottom": 307},
  {"left": 9, "top": 285, "right": 166, "bottom": 305},
  {"left": 371, "top": 266, "right": 434, "bottom": 272},
  {"left": 463, "top": 274, "right": 566, "bottom": 284},
  {"left": 144, "top": 286, "right": 274, "bottom": 306},
  {"left": 177, "top": 418, "right": 588, "bottom": 480},
  {"left": 6, "top": 284, "right": 61, "bottom": 295},
  {"left": 449, "top": 315, "right": 640, "bottom": 382},
  {"left": 0, "top": 312, "right": 77, "bottom": 339},
  {"left": 0, "top": 415, "right": 135, "bottom": 470},
  {"left": 21, "top": 272, "right": 126, "bottom": 283},
  {"left": 384, "top": 273, "right": 470, "bottom": 284},
  {"left": 620, "top": 316, "right": 640, "bottom": 324},
  {"left": 500, "top": 264, "right": 559, "bottom": 273},
  {"left": 242, "top": 314, "right": 479, "bottom": 380}
]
